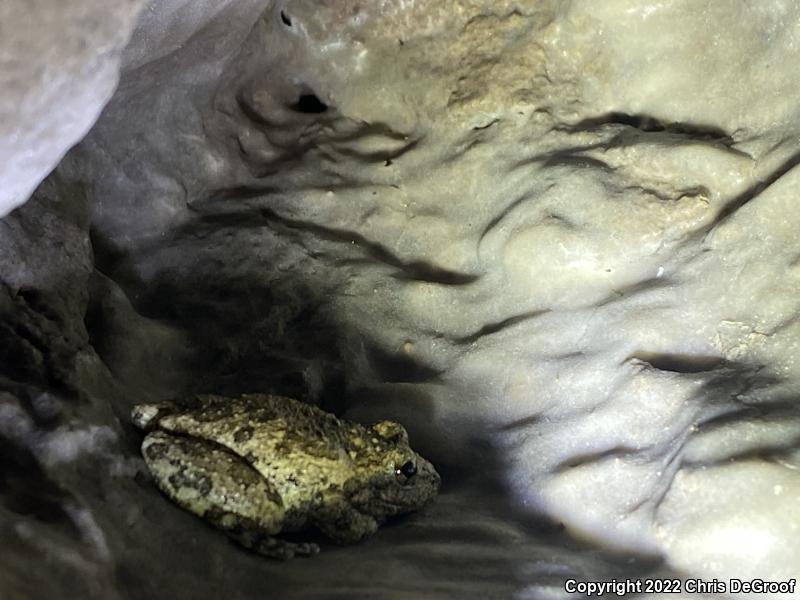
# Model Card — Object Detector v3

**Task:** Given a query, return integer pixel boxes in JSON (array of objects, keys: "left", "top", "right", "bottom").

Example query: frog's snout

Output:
[
  {"left": 431, "top": 467, "right": 442, "bottom": 490},
  {"left": 412, "top": 456, "right": 441, "bottom": 504},
  {"left": 426, "top": 463, "right": 442, "bottom": 497}
]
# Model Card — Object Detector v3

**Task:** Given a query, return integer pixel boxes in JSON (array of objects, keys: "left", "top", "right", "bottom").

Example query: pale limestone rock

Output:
[{"left": 0, "top": 0, "right": 146, "bottom": 216}]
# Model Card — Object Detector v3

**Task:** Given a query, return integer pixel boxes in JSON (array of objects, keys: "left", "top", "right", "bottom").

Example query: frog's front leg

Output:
[
  {"left": 142, "top": 431, "right": 317, "bottom": 559},
  {"left": 311, "top": 498, "right": 379, "bottom": 544}
]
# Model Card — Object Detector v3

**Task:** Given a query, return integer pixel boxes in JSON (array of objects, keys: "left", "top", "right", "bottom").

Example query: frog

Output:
[{"left": 131, "top": 393, "right": 440, "bottom": 559}]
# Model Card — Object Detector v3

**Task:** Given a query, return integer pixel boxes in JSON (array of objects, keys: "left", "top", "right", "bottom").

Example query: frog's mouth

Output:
[
  {"left": 366, "top": 473, "right": 441, "bottom": 518},
  {"left": 363, "top": 497, "right": 412, "bottom": 520}
]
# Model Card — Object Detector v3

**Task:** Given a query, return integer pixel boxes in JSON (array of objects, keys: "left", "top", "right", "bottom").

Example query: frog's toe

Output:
[
  {"left": 131, "top": 403, "right": 165, "bottom": 430},
  {"left": 270, "top": 539, "right": 319, "bottom": 559},
  {"left": 294, "top": 541, "right": 320, "bottom": 557}
]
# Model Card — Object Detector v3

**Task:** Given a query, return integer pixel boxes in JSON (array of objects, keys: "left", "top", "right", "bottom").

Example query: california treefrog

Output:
[{"left": 132, "top": 393, "right": 440, "bottom": 559}]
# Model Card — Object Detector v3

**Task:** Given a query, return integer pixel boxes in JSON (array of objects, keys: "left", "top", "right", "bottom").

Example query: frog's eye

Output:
[{"left": 395, "top": 461, "right": 417, "bottom": 482}]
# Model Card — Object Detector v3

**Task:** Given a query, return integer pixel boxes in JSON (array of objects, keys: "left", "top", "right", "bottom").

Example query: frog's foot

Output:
[{"left": 229, "top": 530, "right": 320, "bottom": 560}]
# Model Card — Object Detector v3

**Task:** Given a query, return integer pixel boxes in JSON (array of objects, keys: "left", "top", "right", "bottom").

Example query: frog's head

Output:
[{"left": 346, "top": 420, "right": 440, "bottom": 520}]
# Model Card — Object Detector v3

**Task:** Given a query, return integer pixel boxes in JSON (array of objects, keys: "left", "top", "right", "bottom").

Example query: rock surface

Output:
[
  {"left": 0, "top": 0, "right": 147, "bottom": 216},
  {"left": 2, "top": 1, "right": 800, "bottom": 599}
]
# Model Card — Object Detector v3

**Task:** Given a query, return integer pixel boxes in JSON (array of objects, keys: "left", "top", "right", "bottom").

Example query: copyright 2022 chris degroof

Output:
[{"left": 564, "top": 577, "right": 797, "bottom": 596}]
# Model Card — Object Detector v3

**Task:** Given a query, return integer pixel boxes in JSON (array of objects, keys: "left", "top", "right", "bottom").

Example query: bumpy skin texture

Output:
[{"left": 132, "top": 394, "right": 440, "bottom": 559}]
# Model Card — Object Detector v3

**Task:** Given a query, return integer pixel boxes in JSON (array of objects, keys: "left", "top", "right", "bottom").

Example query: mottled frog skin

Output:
[{"left": 131, "top": 394, "right": 440, "bottom": 559}]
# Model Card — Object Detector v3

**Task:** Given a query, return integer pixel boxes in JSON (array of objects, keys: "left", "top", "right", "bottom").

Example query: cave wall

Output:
[
  {"left": 0, "top": 0, "right": 147, "bottom": 216},
  {"left": 2, "top": 1, "right": 800, "bottom": 599}
]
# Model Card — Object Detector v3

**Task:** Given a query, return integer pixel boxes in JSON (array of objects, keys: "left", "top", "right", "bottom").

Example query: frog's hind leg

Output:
[{"left": 141, "top": 431, "right": 318, "bottom": 559}]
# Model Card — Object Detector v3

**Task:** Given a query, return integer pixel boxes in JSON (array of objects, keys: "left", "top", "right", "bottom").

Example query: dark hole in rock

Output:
[
  {"left": 292, "top": 93, "right": 328, "bottom": 114},
  {"left": 280, "top": 10, "right": 292, "bottom": 27},
  {"left": 630, "top": 352, "right": 726, "bottom": 374}
]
